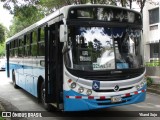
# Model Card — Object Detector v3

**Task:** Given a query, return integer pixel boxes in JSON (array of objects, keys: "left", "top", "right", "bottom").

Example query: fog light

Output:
[
  {"left": 78, "top": 87, "right": 84, "bottom": 93},
  {"left": 71, "top": 82, "right": 76, "bottom": 89},
  {"left": 86, "top": 89, "right": 92, "bottom": 95},
  {"left": 136, "top": 85, "right": 140, "bottom": 90},
  {"left": 140, "top": 82, "right": 144, "bottom": 87}
]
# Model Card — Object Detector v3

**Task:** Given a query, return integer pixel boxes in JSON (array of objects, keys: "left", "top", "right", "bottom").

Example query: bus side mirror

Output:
[{"left": 60, "top": 25, "right": 68, "bottom": 42}]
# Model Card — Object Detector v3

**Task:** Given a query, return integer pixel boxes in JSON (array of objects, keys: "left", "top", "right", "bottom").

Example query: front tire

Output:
[
  {"left": 40, "top": 83, "right": 53, "bottom": 111},
  {"left": 12, "top": 70, "right": 19, "bottom": 89}
]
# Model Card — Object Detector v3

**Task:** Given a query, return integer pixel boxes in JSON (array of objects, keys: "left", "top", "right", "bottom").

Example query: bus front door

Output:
[{"left": 45, "top": 23, "right": 63, "bottom": 110}]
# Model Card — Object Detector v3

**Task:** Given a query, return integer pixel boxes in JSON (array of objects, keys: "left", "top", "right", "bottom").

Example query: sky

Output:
[{"left": 0, "top": 2, "right": 13, "bottom": 30}]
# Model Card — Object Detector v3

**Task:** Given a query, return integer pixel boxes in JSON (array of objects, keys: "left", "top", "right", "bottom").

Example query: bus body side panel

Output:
[
  {"left": 31, "top": 58, "right": 45, "bottom": 97},
  {"left": 18, "top": 59, "right": 25, "bottom": 89},
  {"left": 23, "top": 57, "right": 45, "bottom": 97},
  {"left": 9, "top": 57, "right": 45, "bottom": 97}
]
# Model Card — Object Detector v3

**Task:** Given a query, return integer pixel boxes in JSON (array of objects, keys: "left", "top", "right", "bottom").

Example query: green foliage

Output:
[
  {"left": 146, "top": 77, "right": 153, "bottom": 87},
  {"left": 0, "top": 24, "right": 6, "bottom": 57},
  {"left": 2, "top": 0, "right": 147, "bottom": 13},
  {"left": 0, "top": 24, "right": 5, "bottom": 44},
  {"left": 145, "top": 61, "right": 160, "bottom": 67},
  {"left": 0, "top": 43, "right": 5, "bottom": 57},
  {"left": 7, "top": 5, "right": 44, "bottom": 37},
  {"left": 38, "top": 0, "right": 65, "bottom": 8},
  {"left": 2, "top": 0, "right": 39, "bottom": 13},
  {"left": 0, "top": 117, "right": 4, "bottom": 120}
]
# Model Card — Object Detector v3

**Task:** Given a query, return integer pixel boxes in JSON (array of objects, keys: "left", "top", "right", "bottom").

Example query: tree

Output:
[
  {"left": 7, "top": 5, "right": 44, "bottom": 37},
  {"left": 137, "top": 0, "right": 147, "bottom": 13},
  {"left": 0, "top": 24, "right": 5, "bottom": 44},
  {"left": 1, "top": 0, "right": 149, "bottom": 14},
  {"left": 0, "top": 42, "right": 5, "bottom": 57},
  {"left": 0, "top": 24, "right": 6, "bottom": 57},
  {"left": 1, "top": 0, "right": 39, "bottom": 13}
]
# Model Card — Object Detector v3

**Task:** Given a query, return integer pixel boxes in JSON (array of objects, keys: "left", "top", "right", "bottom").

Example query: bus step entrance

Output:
[
  {"left": 45, "top": 23, "right": 63, "bottom": 110},
  {"left": 50, "top": 103, "right": 64, "bottom": 110}
]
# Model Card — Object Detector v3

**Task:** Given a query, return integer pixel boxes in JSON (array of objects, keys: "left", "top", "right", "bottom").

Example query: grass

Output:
[
  {"left": 0, "top": 102, "right": 4, "bottom": 120},
  {"left": 0, "top": 116, "right": 4, "bottom": 120},
  {"left": 146, "top": 76, "right": 153, "bottom": 87}
]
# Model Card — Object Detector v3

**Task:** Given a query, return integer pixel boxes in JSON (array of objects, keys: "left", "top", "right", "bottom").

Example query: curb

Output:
[
  {"left": 0, "top": 97, "right": 27, "bottom": 120},
  {"left": 147, "top": 76, "right": 160, "bottom": 85},
  {"left": 0, "top": 101, "right": 5, "bottom": 111},
  {"left": 0, "top": 100, "right": 11, "bottom": 120},
  {"left": 147, "top": 88, "right": 160, "bottom": 95}
]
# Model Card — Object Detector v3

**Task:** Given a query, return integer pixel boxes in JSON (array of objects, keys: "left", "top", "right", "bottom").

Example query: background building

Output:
[{"left": 143, "top": 2, "right": 160, "bottom": 62}]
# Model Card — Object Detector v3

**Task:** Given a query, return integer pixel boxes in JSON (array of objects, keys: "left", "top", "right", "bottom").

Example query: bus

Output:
[{"left": 6, "top": 4, "right": 146, "bottom": 111}]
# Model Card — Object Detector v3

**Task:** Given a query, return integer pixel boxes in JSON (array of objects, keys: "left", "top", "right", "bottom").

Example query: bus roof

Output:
[{"left": 6, "top": 4, "right": 141, "bottom": 43}]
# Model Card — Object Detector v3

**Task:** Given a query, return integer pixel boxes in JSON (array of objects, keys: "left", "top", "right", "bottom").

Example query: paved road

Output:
[{"left": 0, "top": 71, "right": 160, "bottom": 120}]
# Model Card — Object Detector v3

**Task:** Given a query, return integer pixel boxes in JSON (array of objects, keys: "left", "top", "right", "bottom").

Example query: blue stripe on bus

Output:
[{"left": 8, "top": 62, "right": 45, "bottom": 97}]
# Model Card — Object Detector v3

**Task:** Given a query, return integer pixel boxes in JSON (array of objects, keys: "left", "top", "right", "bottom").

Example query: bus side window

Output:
[
  {"left": 9, "top": 42, "right": 13, "bottom": 57},
  {"left": 31, "top": 30, "right": 38, "bottom": 56},
  {"left": 38, "top": 27, "right": 45, "bottom": 56},
  {"left": 18, "top": 36, "right": 24, "bottom": 57},
  {"left": 12, "top": 40, "right": 15, "bottom": 57},
  {"left": 24, "top": 34, "right": 31, "bottom": 57},
  {"left": 14, "top": 39, "right": 18, "bottom": 57}
]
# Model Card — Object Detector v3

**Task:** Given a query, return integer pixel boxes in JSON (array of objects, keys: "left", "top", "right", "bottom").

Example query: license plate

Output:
[{"left": 111, "top": 95, "right": 122, "bottom": 103}]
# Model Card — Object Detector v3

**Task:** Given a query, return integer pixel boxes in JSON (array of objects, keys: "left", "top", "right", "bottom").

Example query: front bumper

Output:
[{"left": 63, "top": 85, "right": 147, "bottom": 111}]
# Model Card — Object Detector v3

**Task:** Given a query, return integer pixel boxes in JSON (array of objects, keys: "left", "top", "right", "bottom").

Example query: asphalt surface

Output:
[{"left": 0, "top": 71, "right": 160, "bottom": 120}]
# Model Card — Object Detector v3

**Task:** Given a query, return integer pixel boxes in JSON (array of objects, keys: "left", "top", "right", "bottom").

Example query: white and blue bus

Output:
[{"left": 6, "top": 4, "right": 146, "bottom": 111}]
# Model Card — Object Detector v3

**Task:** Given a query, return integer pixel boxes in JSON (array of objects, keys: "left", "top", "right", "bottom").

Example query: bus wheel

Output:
[
  {"left": 40, "top": 83, "right": 52, "bottom": 111},
  {"left": 12, "top": 70, "right": 19, "bottom": 89}
]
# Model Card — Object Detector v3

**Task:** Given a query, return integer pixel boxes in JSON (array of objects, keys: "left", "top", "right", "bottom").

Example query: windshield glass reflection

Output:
[{"left": 65, "top": 27, "right": 143, "bottom": 71}]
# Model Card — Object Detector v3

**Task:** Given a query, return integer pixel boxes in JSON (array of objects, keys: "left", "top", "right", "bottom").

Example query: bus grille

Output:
[
  {"left": 94, "top": 86, "right": 133, "bottom": 92},
  {"left": 82, "top": 73, "right": 141, "bottom": 81}
]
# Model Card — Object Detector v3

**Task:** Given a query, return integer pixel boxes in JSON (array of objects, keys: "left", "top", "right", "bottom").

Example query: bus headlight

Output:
[
  {"left": 78, "top": 87, "right": 84, "bottom": 93},
  {"left": 136, "top": 78, "right": 146, "bottom": 90},
  {"left": 70, "top": 82, "right": 76, "bottom": 89},
  {"left": 143, "top": 78, "right": 147, "bottom": 84},
  {"left": 86, "top": 89, "right": 92, "bottom": 96}
]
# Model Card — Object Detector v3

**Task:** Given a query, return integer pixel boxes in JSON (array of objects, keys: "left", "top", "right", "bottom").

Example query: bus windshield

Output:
[{"left": 64, "top": 27, "right": 143, "bottom": 71}]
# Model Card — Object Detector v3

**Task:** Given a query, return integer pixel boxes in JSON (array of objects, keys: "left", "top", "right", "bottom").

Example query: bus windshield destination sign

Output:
[{"left": 69, "top": 7, "right": 142, "bottom": 24}]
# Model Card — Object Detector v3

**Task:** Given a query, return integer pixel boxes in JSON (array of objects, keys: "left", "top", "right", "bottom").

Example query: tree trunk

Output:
[
  {"left": 140, "top": 0, "right": 146, "bottom": 13},
  {"left": 129, "top": 0, "right": 132, "bottom": 9},
  {"left": 121, "top": 0, "right": 125, "bottom": 7}
]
